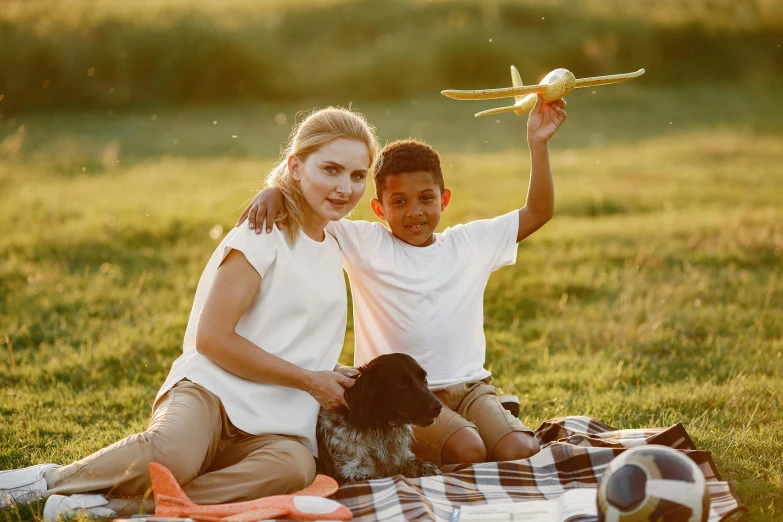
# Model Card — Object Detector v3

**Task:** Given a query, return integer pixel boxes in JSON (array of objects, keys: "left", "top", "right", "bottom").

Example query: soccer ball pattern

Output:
[{"left": 597, "top": 445, "right": 709, "bottom": 522}]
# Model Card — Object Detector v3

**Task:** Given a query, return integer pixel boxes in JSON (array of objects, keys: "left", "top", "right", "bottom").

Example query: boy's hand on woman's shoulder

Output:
[
  {"left": 235, "top": 187, "right": 286, "bottom": 234},
  {"left": 527, "top": 94, "right": 567, "bottom": 145}
]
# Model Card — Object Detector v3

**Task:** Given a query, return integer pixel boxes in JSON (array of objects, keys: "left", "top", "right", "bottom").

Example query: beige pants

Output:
[
  {"left": 413, "top": 378, "right": 534, "bottom": 465},
  {"left": 45, "top": 380, "right": 316, "bottom": 505}
]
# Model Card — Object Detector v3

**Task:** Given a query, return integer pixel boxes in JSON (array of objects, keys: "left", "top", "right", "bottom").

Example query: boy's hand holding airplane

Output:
[{"left": 527, "top": 94, "right": 567, "bottom": 145}]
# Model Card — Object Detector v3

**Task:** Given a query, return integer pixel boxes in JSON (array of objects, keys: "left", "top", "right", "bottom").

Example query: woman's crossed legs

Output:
[{"left": 45, "top": 380, "right": 315, "bottom": 516}]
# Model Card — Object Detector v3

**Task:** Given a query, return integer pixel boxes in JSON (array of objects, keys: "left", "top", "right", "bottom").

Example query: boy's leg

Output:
[
  {"left": 182, "top": 433, "right": 316, "bottom": 504},
  {"left": 489, "top": 431, "right": 540, "bottom": 461},
  {"left": 440, "top": 427, "right": 486, "bottom": 466},
  {"left": 412, "top": 390, "right": 485, "bottom": 467},
  {"left": 458, "top": 380, "right": 539, "bottom": 461},
  {"left": 45, "top": 380, "right": 224, "bottom": 504}
]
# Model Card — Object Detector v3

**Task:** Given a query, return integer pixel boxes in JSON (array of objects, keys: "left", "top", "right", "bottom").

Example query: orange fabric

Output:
[{"left": 149, "top": 463, "right": 352, "bottom": 521}]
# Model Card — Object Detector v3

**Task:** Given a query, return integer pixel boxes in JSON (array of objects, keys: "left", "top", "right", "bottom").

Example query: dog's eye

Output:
[{"left": 395, "top": 378, "right": 410, "bottom": 388}]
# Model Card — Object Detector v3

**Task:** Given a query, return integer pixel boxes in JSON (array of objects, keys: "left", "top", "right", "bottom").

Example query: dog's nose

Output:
[{"left": 428, "top": 401, "right": 442, "bottom": 416}]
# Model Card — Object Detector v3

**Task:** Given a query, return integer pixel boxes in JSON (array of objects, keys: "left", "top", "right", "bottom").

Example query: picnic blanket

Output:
[{"left": 332, "top": 416, "right": 746, "bottom": 522}]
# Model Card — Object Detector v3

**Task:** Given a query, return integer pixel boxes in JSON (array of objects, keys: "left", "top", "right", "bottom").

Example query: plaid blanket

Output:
[{"left": 332, "top": 416, "right": 745, "bottom": 522}]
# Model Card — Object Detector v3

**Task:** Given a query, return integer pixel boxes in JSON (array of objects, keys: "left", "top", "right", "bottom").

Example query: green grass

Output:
[{"left": 1, "top": 86, "right": 782, "bottom": 520}]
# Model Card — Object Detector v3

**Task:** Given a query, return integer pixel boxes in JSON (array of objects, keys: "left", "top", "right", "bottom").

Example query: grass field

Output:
[{"left": 1, "top": 84, "right": 782, "bottom": 521}]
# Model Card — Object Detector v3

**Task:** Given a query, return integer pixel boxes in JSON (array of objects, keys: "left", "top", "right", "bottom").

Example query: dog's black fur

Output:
[{"left": 316, "top": 353, "right": 443, "bottom": 484}]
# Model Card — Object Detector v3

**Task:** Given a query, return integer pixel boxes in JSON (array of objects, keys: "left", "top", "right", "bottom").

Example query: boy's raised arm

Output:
[
  {"left": 516, "top": 94, "right": 567, "bottom": 243},
  {"left": 236, "top": 187, "right": 286, "bottom": 233}
]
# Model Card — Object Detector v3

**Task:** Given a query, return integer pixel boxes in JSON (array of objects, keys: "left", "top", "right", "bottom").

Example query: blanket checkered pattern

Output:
[{"left": 332, "top": 416, "right": 745, "bottom": 521}]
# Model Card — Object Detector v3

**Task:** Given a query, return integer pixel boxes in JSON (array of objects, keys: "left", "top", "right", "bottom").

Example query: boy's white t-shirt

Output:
[
  {"left": 155, "top": 225, "right": 347, "bottom": 456},
  {"left": 327, "top": 210, "right": 519, "bottom": 388}
]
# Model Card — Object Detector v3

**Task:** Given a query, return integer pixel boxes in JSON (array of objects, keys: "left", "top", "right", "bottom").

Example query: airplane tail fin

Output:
[
  {"left": 510, "top": 66, "right": 524, "bottom": 103},
  {"left": 294, "top": 474, "right": 340, "bottom": 498},
  {"left": 148, "top": 462, "right": 195, "bottom": 516}
]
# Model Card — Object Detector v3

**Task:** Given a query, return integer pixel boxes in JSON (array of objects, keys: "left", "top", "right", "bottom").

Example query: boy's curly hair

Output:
[{"left": 373, "top": 139, "right": 444, "bottom": 200}]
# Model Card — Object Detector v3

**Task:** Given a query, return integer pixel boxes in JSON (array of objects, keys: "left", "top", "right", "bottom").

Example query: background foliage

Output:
[{"left": 1, "top": 0, "right": 782, "bottom": 112}]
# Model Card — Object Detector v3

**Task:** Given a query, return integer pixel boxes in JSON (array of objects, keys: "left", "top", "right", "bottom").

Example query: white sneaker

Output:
[
  {"left": 0, "top": 464, "right": 61, "bottom": 508},
  {"left": 43, "top": 494, "right": 116, "bottom": 522}
]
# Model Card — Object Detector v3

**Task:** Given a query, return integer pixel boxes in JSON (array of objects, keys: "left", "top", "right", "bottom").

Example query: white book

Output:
[{"left": 450, "top": 488, "right": 598, "bottom": 522}]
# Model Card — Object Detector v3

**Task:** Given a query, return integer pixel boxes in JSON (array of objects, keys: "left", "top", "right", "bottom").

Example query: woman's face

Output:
[{"left": 289, "top": 138, "right": 370, "bottom": 222}]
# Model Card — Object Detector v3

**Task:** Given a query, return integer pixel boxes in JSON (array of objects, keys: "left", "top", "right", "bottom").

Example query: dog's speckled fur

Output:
[{"left": 316, "top": 354, "right": 442, "bottom": 484}]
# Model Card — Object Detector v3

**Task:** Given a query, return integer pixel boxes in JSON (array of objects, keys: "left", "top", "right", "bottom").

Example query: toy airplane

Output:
[
  {"left": 148, "top": 463, "right": 353, "bottom": 521},
  {"left": 441, "top": 66, "right": 645, "bottom": 117}
]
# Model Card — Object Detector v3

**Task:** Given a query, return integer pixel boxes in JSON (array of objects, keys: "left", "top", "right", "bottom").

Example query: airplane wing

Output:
[
  {"left": 574, "top": 68, "right": 645, "bottom": 88},
  {"left": 441, "top": 84, "right": 544, "bottom": 100},
  {"left": 215, "top": 507, "right": 289, "bottom": 522}
]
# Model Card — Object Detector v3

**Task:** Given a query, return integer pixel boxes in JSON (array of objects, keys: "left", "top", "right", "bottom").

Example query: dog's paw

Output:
[
  {"left": 422, "top": 461, "right": 441, "bottom": 476},
  {"left": 410, "top": 460, "right": 441, "bottom": 478}
]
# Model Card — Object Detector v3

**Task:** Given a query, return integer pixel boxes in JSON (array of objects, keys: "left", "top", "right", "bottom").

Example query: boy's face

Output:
[{"left": 371, "top": 171, "right": 451, "bottom": 247}]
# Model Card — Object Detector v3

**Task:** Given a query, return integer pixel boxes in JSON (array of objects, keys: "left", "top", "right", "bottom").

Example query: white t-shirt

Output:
[
  {"left": 328, "top": 210, "right": 519, "bottom": 388},
  {"left": 155, "top": 225, "right": 347, "bottom": 456}
]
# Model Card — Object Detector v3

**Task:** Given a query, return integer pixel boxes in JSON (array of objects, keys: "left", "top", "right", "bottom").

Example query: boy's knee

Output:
[
  {"left": 441, "top": 427, "right": 487, "bottom": 465},
  {"left": 490, "top": 432, "right": 540, "bottom": 462}
]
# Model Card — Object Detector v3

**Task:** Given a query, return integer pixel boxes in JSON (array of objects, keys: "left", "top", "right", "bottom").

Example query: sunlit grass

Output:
[{"left": 1, "top": 91, "right": 782, "bottom": 520}]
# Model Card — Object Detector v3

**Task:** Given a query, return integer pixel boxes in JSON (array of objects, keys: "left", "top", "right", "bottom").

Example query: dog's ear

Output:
[{"left": 345, "top": 368, "right": 377, "bottom": 429}]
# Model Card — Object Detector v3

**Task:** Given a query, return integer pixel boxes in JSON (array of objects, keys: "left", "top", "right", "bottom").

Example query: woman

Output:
[{"left": 0, "top": 107, "right": 379, "bottom": 520}]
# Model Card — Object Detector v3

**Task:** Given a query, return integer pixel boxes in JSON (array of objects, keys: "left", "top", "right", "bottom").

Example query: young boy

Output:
[{"left": 240, "top": 95, "right": 566, "bottom": 467}]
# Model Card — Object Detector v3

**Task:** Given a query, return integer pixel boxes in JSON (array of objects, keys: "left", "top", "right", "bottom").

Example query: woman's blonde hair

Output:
[{"left": 265, "top": 107, "right": 379, "bottom": 244}]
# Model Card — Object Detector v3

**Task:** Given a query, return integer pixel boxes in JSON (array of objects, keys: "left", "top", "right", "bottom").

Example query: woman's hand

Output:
[
  {"left": 235, "top": 187, "right": 286, "bottom": 233},
  {"left": 334, "top": 364, "right": 359, "bottom": 379},
  {"left": 304, "top": 370, "right": 355, "bottom": 411},
  {"left": 527, "top": 94, "right": 567, "bottom": 145}
]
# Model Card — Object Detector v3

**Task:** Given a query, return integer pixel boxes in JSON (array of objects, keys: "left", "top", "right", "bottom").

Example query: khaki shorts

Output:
[{"left": 412, "top": 378, "right": 534, "bottom": 465}]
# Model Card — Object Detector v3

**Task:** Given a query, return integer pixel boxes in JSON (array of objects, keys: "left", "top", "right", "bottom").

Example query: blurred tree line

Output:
[{"left": 1, "top": 0, "right": 781, "bottom": 113}]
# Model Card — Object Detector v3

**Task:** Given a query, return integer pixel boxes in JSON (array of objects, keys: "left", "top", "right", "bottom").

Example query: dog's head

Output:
[{"left": 344, "top": 353, "right": 442, "bottom": 430}]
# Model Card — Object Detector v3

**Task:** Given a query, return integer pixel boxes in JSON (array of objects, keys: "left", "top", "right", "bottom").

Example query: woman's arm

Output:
[{"left": 195, "top": 249, "right": 353, "bottom": 410}]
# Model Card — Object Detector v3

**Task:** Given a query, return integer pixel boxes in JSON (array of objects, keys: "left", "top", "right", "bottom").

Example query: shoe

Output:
[
  {"left": 43, "top": 494, "right": 116, "bottom": 522},
  {"left": 499, "top": 395, "right": 520, "bottom": 418},
  {"left": 0, "top": 464, "right": 61, "bottom": 508}
]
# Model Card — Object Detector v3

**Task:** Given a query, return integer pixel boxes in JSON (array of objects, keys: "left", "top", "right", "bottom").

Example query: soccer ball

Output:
[{"left": 597, "top": 445, "right": 709, "bottom": 522}]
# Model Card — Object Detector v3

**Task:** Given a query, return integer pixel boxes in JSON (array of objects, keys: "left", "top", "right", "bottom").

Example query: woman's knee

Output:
[
  {"left": 248, "top": 440, "right": 316, "bottom": 497},
  {"left": 441, "top": 427, "right": 487, "bottom": 465},
  {"left": 490, "top": 432, "right": 540, "bottom": 461},
  {"left": 145, "top": 431, "right": 204, "bottom": 484},
  {"left": 278, "top": 443, "right": 316, "bottom": 493}
]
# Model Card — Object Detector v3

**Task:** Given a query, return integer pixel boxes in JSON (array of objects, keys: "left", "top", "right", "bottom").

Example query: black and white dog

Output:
[{"left": 316, "top": 353, "right": 443, "bottom": 485}]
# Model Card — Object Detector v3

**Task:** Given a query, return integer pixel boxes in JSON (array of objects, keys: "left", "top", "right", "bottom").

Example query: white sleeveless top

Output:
[{"left": 155, "top": 225, "right": 347, "bottom": 456}]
